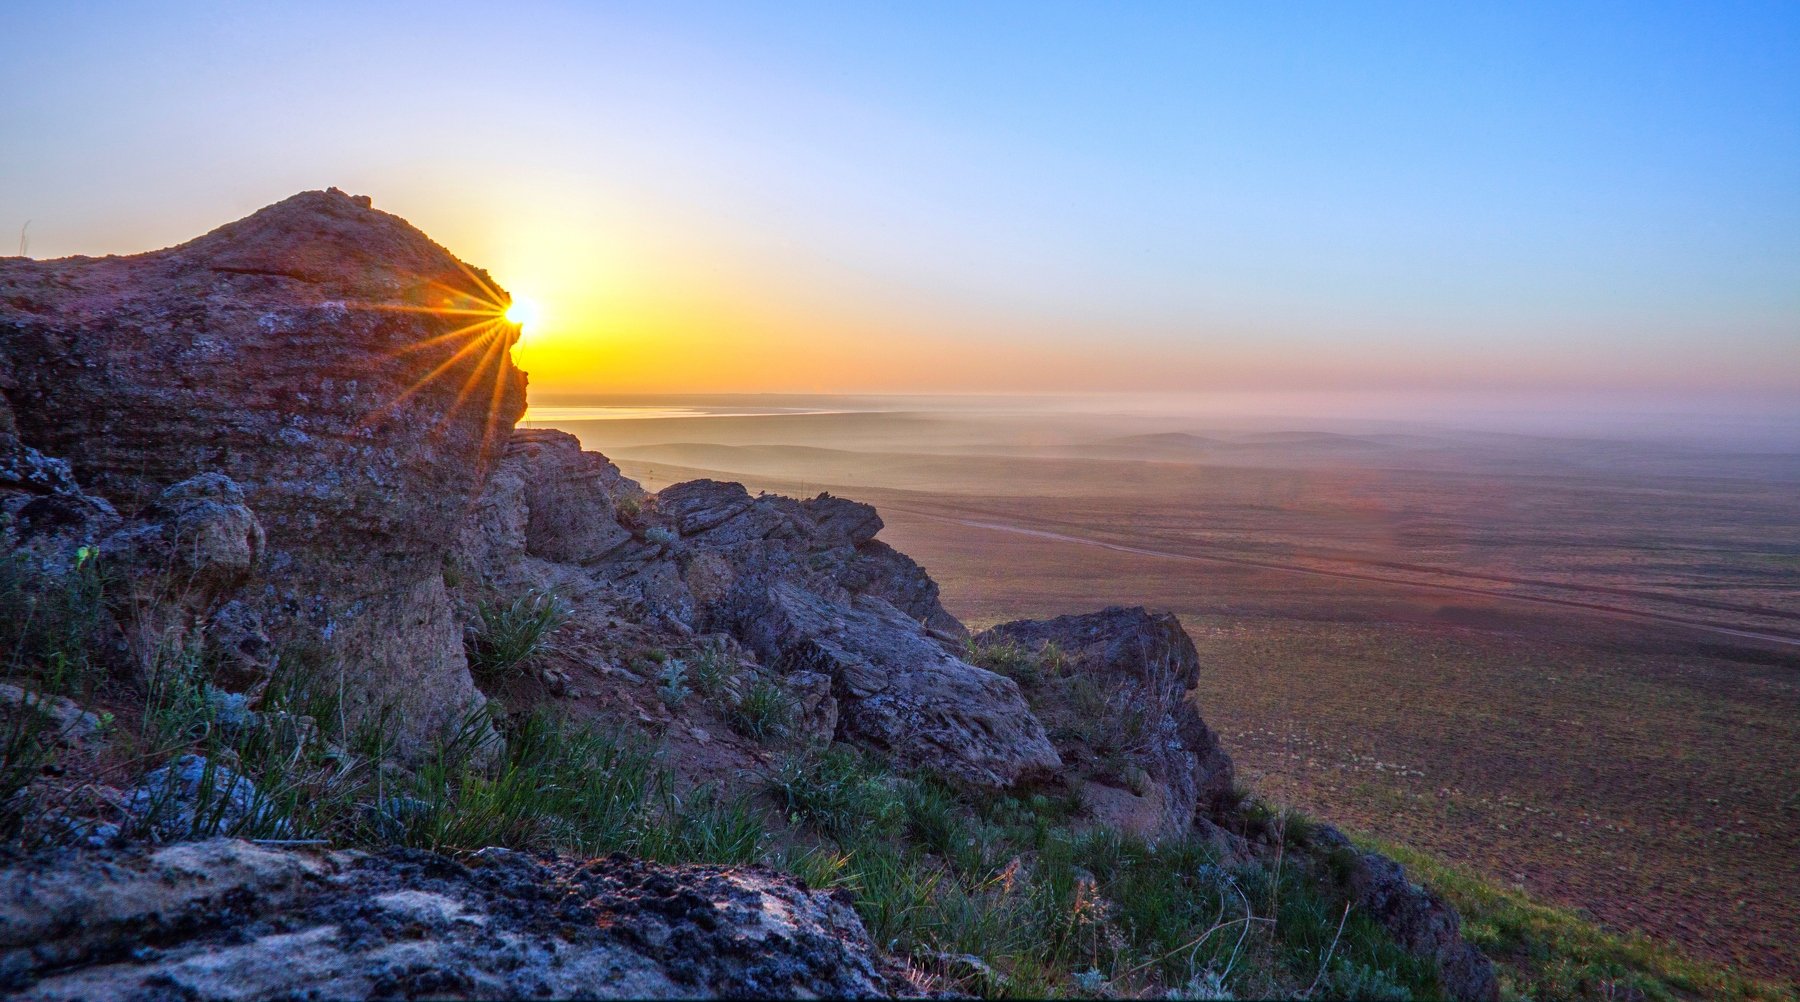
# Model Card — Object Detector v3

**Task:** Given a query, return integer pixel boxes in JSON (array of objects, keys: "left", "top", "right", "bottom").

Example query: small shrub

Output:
[
  {"left": 657, "top": 659, "right": 692, "bottom": 709},
  {"left": 386, "top": 711, "right": 656, "bottom": 854},
  {"left": 639, "top": 787, "right": 768, "bottom": 864},
  {"left": 773, "top": 842, "right": 858, "bottom": 891},
  {"left": 726, "top": 679, "right": 793, "bottom": 742},
  {"left": 965, "top": 636, "right": 1041, "bottom": 684},
  {"left": 466, "top": 589, "right": 568, "bottom": 681},
  {"left": 142, "top": 640, "right": 216, "bottom": 751},
  {"left": 0, "top": 546, "right": 106, "bottom": 696},
  {"left": 644, "top": 525, "right": 677, "bottom": 547},
  {"left": 966, "top": 636, "right": 1070, "bottom": 687},
  {"left": 901, "top": 774, "right": 965, "bottom": 856},
  {"left": 768, "top": 746, "right": 900, "bottom": 838},
  {"left": 688, "top": 640, "right": 736, "bottom": 698}
]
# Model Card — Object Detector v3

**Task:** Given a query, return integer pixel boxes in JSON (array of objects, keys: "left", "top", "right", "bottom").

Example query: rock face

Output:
[
  {"left": 0, "top": 839, "right": 900, "bottom": 1000},
  {"left": 98, "top": 473, "right": 268, "bottom": 680},
  {"left": 461, "top": 443, "right": 1055, "bottom": 786},
  {"left": 0, "top": 189, "right": 527, "bottom": 750},
  {"left": 741, "top": 583, "right": 1060, "bottom": 787},
  {"left": 978, "top": 606, "right": 1234, "bottom": 836}
]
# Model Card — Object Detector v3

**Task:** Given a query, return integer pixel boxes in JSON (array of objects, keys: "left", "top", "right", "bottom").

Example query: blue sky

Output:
[{"left": 3, "top": 1, "right": 1796, "bottom": 398}]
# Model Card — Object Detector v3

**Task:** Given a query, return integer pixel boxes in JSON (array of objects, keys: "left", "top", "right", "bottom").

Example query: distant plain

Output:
[{"left": 532, "top": 398, "right": 1800, "bottom": 979}]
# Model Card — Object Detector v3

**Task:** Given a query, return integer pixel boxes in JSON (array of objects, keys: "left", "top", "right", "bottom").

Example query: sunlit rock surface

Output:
[{"left": 0, "top": 189, "right": 527, "bottom": 751}]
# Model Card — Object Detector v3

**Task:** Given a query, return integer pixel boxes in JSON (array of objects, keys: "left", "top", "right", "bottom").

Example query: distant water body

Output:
[{"left": 521, "top": 405, "right": 864, "bottom": 423}]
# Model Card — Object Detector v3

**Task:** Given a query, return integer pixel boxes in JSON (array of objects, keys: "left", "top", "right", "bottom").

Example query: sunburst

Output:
[{"left": 353, "top": 258, "right": 527, "bottom": 476}]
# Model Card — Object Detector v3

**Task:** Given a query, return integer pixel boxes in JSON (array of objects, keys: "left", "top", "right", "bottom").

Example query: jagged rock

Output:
[
  {"left": 124, "top": 754, "right": 283, "bottom": 841},
  {"left": 507, "top": 428, "right": 639, "bottom": 564},
  {"left": 659, "top": 478, "right": 762, "bottom": 537},
  {"left": 834, "top": 538, "right": 967, "bottom": 640},
  {"left": 801, "top": 493, "right": 884, "bottom": 546},
  {"left": 780, "top": 669, "right": 839, "bottom": 746},
  {"left": 739, "top": 582, "right": 1059, "bottom": 787},
  {"left": 0, "top": 839, "right": 904, "bottom": 1000},
  {"left": 1309, "top": 824, "right": 1500, "bottom": 1002},
  {"left": 0, "top": 389, "right": 121, "bottom": 558},
  {"left": 0, "top": 189, "right": 528, "bottom": 753},
  {"left": 459, "top": 444, "right": 1015, "bottom": 782},
  {"left": 978, "top": 607, "right": 1234, "bottom": 837}
]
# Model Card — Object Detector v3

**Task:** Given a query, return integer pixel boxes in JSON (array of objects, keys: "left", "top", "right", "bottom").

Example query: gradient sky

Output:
[{"left": 4, "top": 1, "right": 1797, "bottom": 399}]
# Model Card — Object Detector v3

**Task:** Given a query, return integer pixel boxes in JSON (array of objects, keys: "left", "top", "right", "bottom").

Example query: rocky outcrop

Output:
[
  {"left": 0, "top": 193, "right": 1501, "bottom": 999},
  {"left": 0, "top": 839, "right": 902, "bottom": 1000},
  {"left": 460, "top": 447, "right": 1050, "bottom": 786},
  {"left": 1308, "top": 825, "right": 1500, "bottom": 1002},
  {"left": 978, "top": 606, "right": 1234, "bottom": 836},
  {"left": 0, "top": 189, "right": 527, "bottom": 751},
  {"left": 98, "top": 473, "right": 267, "bottom": 681},
  {"left": 506, "top": 428, "right": 642, "bottom": 565},
  {"left": 740, "top": 583, "right": 1059, "bottom": 787}
]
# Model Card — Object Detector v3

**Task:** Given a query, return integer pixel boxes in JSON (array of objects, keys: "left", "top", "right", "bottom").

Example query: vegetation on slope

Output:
[{"left": 5, "top": 549, "right": 1790, "bottom": 1000}]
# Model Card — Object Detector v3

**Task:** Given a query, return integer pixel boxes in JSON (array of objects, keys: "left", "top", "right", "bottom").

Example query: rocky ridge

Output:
[{"left": 0, "top": 191, "right": 1497, "bottom": 1000}]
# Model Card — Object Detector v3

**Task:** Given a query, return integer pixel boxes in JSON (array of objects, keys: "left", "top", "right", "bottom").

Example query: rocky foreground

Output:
[{"left": 0, "top": 190, "right": 1496, "bottom": 1000}]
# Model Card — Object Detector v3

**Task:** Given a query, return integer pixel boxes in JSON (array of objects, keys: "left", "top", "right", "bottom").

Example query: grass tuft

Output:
[
  {"left": 466, "top": 589, "right": 568, "bottom": 681},
  {"left": 726, "top": 677, "right": 794, "bottom": 742}
]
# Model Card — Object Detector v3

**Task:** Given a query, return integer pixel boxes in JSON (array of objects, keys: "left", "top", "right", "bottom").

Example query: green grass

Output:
[
  {"left": 687, "top": 640, "right": 736, "bottom": 698},
  {"left": 965, "top": 636, "right": 1066, "bottom": 686},
  {"left": 767, "top": 746, "right": 901, "bottom": 837},
  {"left": 0, "top": 547, "right": 108, "bottom": 841},
  {"left": 726, "top": 677, "right": 794, "bottom": 742},
  {"left": 0, "top": 546, "right": 106, "bottom": 697},
  {"left": 465, "top": 589, "right": 568, "bottom": 681},
  {"left": 8, "top": 543, "right": 1781, "bottom": 998},
  {"left": 1364, "top": 836, "right": 1797, "bottom": 1002},
  {"left": 759, "top": 752, "right": 1444, "bottom": 999}
]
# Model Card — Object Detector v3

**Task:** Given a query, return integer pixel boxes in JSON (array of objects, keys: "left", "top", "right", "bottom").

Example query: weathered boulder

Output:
[
  {"left": 0, "top": 189, "right": 528, "bottom": 752},
  {"left": 978, "top": 607, "right": 1234, "bottom": 836},
  {"left": 739, "top": 582, "right": 1060, "bottom": 787},
  {"left": 0, "top": 839, "right": 903, "bottom": 1000},
  {"left": 660, "top": 478, "right": 766, "bottom": 538},
  {"left": 458, "top": 449, "right": 1014, "bottom": 782}
]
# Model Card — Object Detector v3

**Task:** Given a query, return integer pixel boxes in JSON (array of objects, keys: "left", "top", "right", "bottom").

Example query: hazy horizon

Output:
[{"left": 522, "top": 389, "right": 1800, "bottom": 452}]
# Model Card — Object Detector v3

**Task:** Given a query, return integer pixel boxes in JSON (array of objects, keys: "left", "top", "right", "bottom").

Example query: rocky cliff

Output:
[{"left": 0, "top": 192, "right": 1496, "bottom": 1001}]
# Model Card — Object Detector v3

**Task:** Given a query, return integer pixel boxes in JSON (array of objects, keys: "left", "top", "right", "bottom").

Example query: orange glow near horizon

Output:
[{"left": 372, "top": 186, "right": 1800, "bottom": 401}]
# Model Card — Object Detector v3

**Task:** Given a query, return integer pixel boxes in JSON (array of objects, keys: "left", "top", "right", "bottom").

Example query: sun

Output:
[{"left": 504, "top": 296, "right": 540, "bottom": 329}]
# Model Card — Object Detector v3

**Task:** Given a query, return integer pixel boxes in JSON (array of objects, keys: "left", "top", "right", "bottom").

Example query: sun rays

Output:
[{"left": 354, "top": 257, "right": 529, "bottom": 476}]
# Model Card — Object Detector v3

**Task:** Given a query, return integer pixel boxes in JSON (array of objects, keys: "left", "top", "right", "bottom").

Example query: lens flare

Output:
[
  {"left": 504, "top": 297, "right": 540, "bottom": 329},
  {"left": 349, "top": 260, "right": 528, "bottom": 481}
]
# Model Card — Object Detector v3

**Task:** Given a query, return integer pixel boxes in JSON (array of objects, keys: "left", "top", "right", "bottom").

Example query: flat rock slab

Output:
[{"left": 1, "top": 839, "right": 900, "bottom": 1000}]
